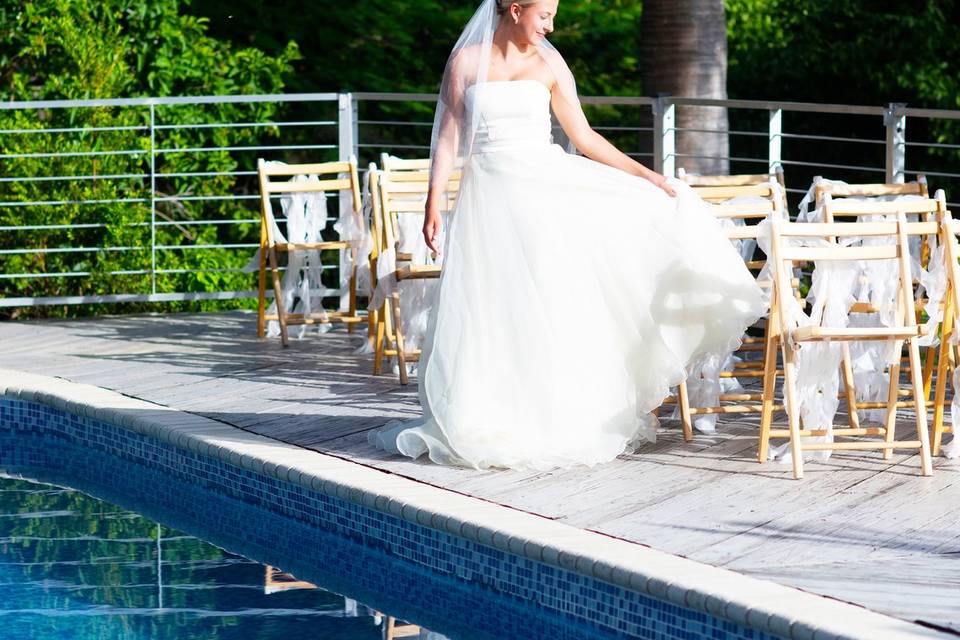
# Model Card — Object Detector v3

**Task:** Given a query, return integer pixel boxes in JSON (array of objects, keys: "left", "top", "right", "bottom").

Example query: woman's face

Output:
[{"left": 512, "top": 1, "right": 557, "bottom": 44}]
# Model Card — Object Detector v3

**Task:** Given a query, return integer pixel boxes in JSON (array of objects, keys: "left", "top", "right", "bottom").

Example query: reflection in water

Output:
[{"left": 0, "top": 476, "right": 446, "bottom": 640}]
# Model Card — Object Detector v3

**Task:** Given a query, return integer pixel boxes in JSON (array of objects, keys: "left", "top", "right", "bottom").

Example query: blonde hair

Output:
[{"left": 495, "top": 0, "right": 539, "bottom": 16}]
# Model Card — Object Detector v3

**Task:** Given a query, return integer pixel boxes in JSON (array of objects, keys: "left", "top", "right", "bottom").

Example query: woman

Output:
[{"left": 369, "top": 0, "right": 765, "bottom": 470}]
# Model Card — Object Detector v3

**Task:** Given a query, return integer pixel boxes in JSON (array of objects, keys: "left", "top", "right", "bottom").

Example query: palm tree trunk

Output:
[{"left": 641, "top": 0, "right": 729, "bottom": 175}]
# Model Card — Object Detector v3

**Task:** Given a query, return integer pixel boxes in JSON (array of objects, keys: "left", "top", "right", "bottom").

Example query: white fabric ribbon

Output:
[
  {"left": 266, "top": 172, "right": 330, "bottom": 339},
  {"left": 795, "top": 187, "right": 946, "bottom": 433}
]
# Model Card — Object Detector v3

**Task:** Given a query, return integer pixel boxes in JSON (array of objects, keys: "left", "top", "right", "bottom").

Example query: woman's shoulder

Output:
[
  {"left": 537, "top": 45, "right": 574, "bottom": 93},
  {"left": 447, "top": 45, "right": 485, "bottom": 77}
]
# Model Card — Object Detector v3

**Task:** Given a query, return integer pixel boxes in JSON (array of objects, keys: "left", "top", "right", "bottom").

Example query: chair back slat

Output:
[
  {"left": 710, "top": 201, "right": 775, "bottom": 219},
  {"left": 261, "top": 160, "right": 353, "bottom": 177},
  {"left": 777, "top": 245, "right": 900, "bottom": 262},
  {"left": 779, "top": 220, "right": 939, "bottom": 238},
  {"left": 678, "top": 165, "right": 785, "bottom": 188},
  {"left": 380, "top": 155, "right": 430, "bottom": 171},
  {"left": 266, "top": 178, "right": 353, "bottom": 194},
  {"left": 815, "top": 175, "right": 927, "bottom": 201},
  {"left": 695, "top": 184, "right": 778, "bottom": 202},
  {"left": 825, "top": 197, "right": 943, "bottom": 217}
]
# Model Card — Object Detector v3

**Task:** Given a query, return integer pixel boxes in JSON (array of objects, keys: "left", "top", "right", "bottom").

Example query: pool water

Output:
[{"left": 0, "top": 476, "right": 442, "bottom": 640}]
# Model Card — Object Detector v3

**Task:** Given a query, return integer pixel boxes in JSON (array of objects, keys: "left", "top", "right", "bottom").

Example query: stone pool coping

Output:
[{"left": 0, "top": 368, "right": 948, "bottom": 640}]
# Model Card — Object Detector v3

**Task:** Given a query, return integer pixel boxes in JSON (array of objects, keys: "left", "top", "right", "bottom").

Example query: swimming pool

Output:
[
  {"left": 0, "top": 476, "right": 418, "bottom": 640},
  {"left": 0, "top": 393, "right": 786, "bottom": 639}
]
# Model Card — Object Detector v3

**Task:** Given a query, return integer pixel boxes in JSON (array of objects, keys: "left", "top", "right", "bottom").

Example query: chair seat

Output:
[
  {"left": 791, "top": 325, "right": 923, "bottom": 342},
  {"left": 395, "top": 264, "right": 442, "bottom": 280}
]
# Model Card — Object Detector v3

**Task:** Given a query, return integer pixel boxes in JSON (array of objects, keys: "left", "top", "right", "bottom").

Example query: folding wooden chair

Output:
[
  {"left": 256, "top": 158, "right": 364, "bottom": 347},
  {"left": 762, "top": 212, "right": 935, "bottom": 479},
  {"left": 371, "top": 156, "right": 460, "bottom": 384},
  {"left": 815, "top": 193, "right": 948, "bottom": 435},
  {"left": 932, "top": 206, "right": 960, "bottom": 456},
  {"left": 662, "top": 193, "right": 785, "bottom": 442}
]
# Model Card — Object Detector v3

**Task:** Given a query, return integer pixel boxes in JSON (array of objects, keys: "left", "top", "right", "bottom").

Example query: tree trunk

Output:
[{"left": 641, "top": 0, "right": 729, "bottom": 175}]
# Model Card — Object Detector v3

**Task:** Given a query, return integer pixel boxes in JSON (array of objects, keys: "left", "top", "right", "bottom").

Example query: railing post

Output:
[
  {"left": 768, "top": 108, "right": 783, "bottom": 174},
  {"left": 149, "top": 103, "right": 157, "bottom": 296},
  {"left": 338, "top": 92, "right": 358, "bottom": 163},
  {"left": 884, "top": 102, "right": 906, "bottom": 184},
  {"left": 653, "top": 95, "right": 675, "bottom": 178},
  {"left": 337, "top": 93, "right": 358, "bottom": 311}
]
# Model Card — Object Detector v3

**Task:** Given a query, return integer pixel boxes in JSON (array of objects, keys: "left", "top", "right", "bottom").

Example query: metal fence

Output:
[{"left": 1, "top": 92, "right": 959, "bottom": 311}]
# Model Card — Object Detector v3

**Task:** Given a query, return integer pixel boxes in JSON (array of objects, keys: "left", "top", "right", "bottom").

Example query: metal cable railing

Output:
[{"left": 1, "top": 92, "right": 958, "bottom": 310}]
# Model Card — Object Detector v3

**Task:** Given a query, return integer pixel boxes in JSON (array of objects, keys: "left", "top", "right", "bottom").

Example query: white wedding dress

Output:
[{"left": 369, "top": 80, "right": 766, "bottom": 470}]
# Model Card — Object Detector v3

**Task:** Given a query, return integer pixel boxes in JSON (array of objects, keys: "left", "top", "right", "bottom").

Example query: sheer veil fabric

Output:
[
  {"left": 368, "top": 0, "right": 767, "bottom": 470},
  {"left": 427, "top": 0, "right": 582, "bottom": 195}
]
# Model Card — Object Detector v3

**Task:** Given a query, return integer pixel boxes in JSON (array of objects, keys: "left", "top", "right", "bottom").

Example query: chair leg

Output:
[
  {"left": 366, "top": 303, "right": 377, "bottom": 348},
  {"left": 677, "top": 381, "right": 693, "bottom": 442},
  {"left": 922, "top": 343, "right": 937, "bottom": 402},
  {"left": 373, "top": 307, "right": 386, "bottom": 376},
  {"left": 347, "top": 264, "right": 358, "bottom": 334},
  {"left": 758, "top": 302, "right": 780, "bottom": 463},
  {"left": 907, "top": 338, "right": 934, "bottom": 476},
  {"left": 257, "top": 238, "right": 268, "bottom": 338},
  {"left": 758, "top": 357, "right": 778, "bottom": 464},
  {"left": 390, "top": 291, "right": 409, "bottom": 385},
  {"left": 781, "top": 342, "right": 804, "bottom": 479},
  {"left": 931, "top": 306, "right": 954, "bottom": 457},
  {"left": 883, "top": 354, "right": 903, "bottom": 461},
  {"left": 840, "top": 343, "right": 861, "bottom": 431},
  {"left": 268, "top": 247, "right": 289, "bottom": 348}
]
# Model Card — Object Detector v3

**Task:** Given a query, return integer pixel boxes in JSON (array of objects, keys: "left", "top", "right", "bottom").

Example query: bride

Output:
[{"left": 369, "top": 0, "right": 766, "bottom": 470}]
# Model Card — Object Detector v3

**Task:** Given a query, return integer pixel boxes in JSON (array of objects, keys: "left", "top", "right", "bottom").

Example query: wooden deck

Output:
[{"left": 1, "top": 311, "right": 958, "bottom": 633}]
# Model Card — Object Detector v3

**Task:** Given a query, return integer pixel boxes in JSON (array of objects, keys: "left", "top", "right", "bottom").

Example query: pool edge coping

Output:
[{"left": 0, "top": 368, "right": 947, "bottom": 640}]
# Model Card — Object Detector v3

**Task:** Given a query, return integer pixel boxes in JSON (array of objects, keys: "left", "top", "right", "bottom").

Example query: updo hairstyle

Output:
[{"left": 495, "top": 0, "right": 540, "bottom": 16}]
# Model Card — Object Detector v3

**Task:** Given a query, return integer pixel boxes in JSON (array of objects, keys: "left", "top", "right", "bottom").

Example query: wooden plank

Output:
[
  {"left": 267, "top": 178, "right": 352, "bottom": 193},
  {"left": 827, "top": 198, "right": 940, "bottom": 215},
  {"left": 261, "top": 161, "right": 351, "bottom": 176},
  {"left": 777, "top": 245, "right": 899, "bottom": 261},
  {"left": 0, "top": 311, "right": 957, "bottom": 632}
]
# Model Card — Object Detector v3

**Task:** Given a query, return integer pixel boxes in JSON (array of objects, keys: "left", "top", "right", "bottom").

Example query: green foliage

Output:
[
  {"left": 0, "top": 0, "right": 299, "bottom": 318},
  {"left": 190, "top": 0, "right": 644, "bottom": 96},
  {"left": 726, "top": 0, "right": 960, "bottom": 107},
  {"left": 4, "top": 0, "right": 960, "bottom": 318}
]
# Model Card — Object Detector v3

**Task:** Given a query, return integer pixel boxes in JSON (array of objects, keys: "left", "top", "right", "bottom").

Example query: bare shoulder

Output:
[{"left": 447, "top": 44, "right": 484, "bottom": 78}]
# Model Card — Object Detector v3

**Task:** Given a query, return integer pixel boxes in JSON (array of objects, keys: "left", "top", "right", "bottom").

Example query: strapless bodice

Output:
[{"left": 465, "top": 81, "right": 552, "bottom": 154}]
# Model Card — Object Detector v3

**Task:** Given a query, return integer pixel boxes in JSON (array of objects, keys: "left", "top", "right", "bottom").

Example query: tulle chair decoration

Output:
[
  {"left": 255, "top": 158, "right": 365, "bottom": 347},
  {"left": 763, "top": 209, "right": 936, "bottom": 479},
  {"left": 814, "top": 191, "right": 948, "bottom": 434}
]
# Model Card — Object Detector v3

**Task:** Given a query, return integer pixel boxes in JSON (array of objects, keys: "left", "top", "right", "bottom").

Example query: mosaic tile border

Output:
[{"left": 0, "top": 370, "right": 945, "bottom": 640}]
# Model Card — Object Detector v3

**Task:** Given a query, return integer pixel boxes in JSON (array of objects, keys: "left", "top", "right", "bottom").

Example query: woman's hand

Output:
[
  {"left": 422, "top": 208, "right": 442, "bottom": 256},
  {"left": 650, "top": 173, "right": 677, "bottom": 198}
]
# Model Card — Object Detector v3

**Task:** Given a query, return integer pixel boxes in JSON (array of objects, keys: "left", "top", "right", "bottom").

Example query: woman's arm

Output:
[
  {"left": 423, "top": 106, "right": 459, "bottom": 254},
  {"left": 423, "top": 51, "right": 471, "bottom": 254},
  {"left": 551, "top": 89, "right": 677, "bottom": 197}
]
